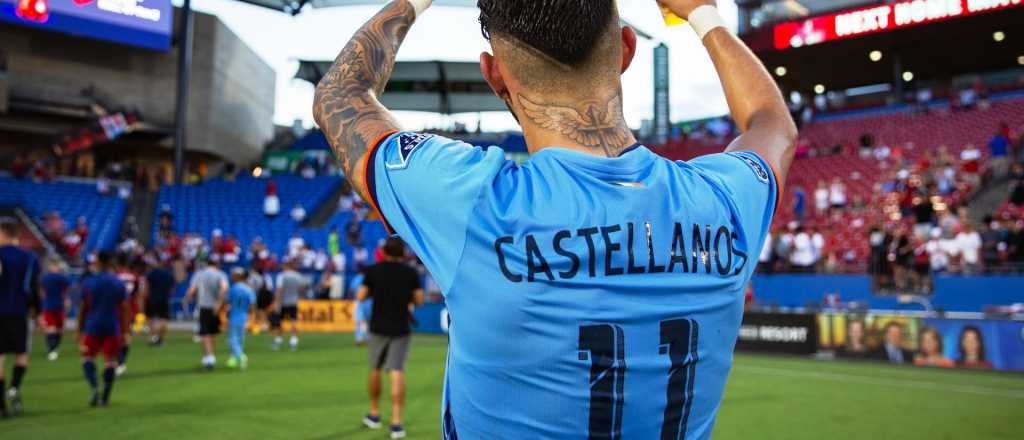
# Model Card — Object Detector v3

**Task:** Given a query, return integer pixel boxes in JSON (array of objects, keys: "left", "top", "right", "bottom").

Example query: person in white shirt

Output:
[
  {"left": 829, "top": 178, "right": 847, "bottom": 210},
  {"left": 790, "top": 227, "right": 817, "bottom": 273},
  {"left": 314, "top": 249, "right": 329, "bottom": 272},
  {"left": 956, "top": 224, "right": 983, "bottom": 274},
  {"left": 813, "top": 181, "right": 829, "bottom": 214},
  {"left": 925, "top": 228, "right": 949, "bottom": 273},
  {"left": 264, "top": 195, "right": 280, "bottom": 217},
  {"left": 287, "top": 233, "right": 305, "bottom": 259},
  {"left": 811, "top": 227, "right": 825, "bottom": 263},
  {"left": 758, "top": 233, "right": 774, "bottom": 273},
  {"left": 291, "top": 204, "right": 307, "bottom": 223}
]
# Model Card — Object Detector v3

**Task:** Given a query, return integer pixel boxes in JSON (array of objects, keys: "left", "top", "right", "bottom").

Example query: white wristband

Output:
[
  {"left": 407, "top": 0, "right": 432, "bottom": 17},
  {"left": 688, "top": 5, "right": 727, "bottom": 40}
]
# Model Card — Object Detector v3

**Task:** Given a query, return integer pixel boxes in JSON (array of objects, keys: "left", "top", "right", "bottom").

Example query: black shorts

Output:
[
  {"left": 146, "top": 301, "right": 171, "bottom": 320},
  {"left": 198, "top": 308, "right": 221, "bottom": 336},
  {"left": 0, "top": 316, "right": 29, "bottom": 354},
  {"left": 270, "top": 305, "right": 298, "bottom": 329},
  {"left": 257, "top": 290, "right": 274, "bottom": 310}
]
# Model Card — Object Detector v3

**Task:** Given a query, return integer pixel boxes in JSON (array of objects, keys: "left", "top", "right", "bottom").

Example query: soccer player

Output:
[
  {"left": 0, "top": 219, "right": 40, "bottom": 418},
  {"left": 270, "top": 260, "right": 307, "bottom": 351},
  {"left": 313, "top": 0, "right": 796, "bottom": 437},
  {"left": 77, "top": 251, "right": 130, "bottom": 407},
  {"left": 142, "top": 260, "right": 176, "bottom": 346},
  {"left": 224, "top": 268, "right": 255, "bottom": 370},
  {"left": 39, "top": 256, "right": 71, "bottom": 361},
  {"left": 113, "top": 255, "right": 140, "bottom": 376},
  {"left": 183, "top": 259, "right": 228, "bottom": 370},
  {"left": 357, "top": 238, "right": 424, "bottom": 439}
]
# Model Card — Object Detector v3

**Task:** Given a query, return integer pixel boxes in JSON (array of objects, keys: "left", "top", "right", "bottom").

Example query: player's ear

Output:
[
  {"left": 480, "top": 52, "right": 510, "bottom": 100},
  {"left": 620, "top": 26, "right": 637, "bottom": 74}
]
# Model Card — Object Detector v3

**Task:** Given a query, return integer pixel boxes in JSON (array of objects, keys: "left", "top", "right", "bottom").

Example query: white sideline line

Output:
[{"left": 737, "top": 365, "right": 1024, "bottom": 399}]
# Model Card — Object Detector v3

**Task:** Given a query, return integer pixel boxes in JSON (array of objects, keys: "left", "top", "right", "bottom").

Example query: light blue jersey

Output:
[
  {"left": 366, "top": 132, "right": 778, "bottom": 439},
  {"left": 226, "top": 283, "right": 255, "bottom": 325}
]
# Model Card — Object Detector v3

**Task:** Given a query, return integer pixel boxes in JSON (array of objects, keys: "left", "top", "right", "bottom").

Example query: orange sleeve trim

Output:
[
  {"left": 763, "top": 156, "right": 784, "bottom": 218},
  {"left": 360, "top": 130, "right": 400, "bottom": 235}
]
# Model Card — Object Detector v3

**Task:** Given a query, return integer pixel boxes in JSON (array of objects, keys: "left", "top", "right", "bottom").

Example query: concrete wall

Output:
[{"left": 0, "top": 8, "right": 275, "bottom": 165}]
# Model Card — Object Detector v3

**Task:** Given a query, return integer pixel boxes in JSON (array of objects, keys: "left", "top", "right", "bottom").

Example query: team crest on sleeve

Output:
[
  {"left": 728, "top": 152, "right": 770, "bottom": 184},
  {"left": 386, "top": 133, "right": 434, "bottom": 170}
]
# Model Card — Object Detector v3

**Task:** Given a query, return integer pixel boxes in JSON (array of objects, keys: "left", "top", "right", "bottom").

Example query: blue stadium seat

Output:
[{"left": 0, "top": 176, "right": 127, "bottom": 253}]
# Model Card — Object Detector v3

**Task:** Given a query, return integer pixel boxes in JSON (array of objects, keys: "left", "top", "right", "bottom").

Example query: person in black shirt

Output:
[
  {"left": 356, "top": 238, "right": 423, "bottom": 438},
  {"left": 0, "top": 219, "right": 40, "bottom": 418},
  {"left": 142, "top": 261, "right": 176, "bottom": 346}
]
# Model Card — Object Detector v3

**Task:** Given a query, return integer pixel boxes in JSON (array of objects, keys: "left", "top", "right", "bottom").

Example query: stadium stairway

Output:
[
  {"left": 123, "top": 189, "right": 157, "bottom": 247},
  {"left": 303, "top": 182, "right": 349, "bottom": 229},
  {"left": 966, "top": 174, "right": 1019, "bottom": 224}
]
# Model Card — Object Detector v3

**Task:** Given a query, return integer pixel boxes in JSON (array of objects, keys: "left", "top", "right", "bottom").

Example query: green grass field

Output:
[{"left": 2, "top": 332, "right": 1022, "bottom": 439}]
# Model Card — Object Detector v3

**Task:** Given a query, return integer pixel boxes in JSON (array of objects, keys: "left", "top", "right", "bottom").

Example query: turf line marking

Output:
[{"left": 737, "top": 365, "right": 1024, "bottom": 399}]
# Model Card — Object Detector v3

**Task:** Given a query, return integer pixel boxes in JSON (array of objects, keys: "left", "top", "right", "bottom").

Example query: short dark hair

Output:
[
  {"left": 96, "top": 251, "right": 114, "bottom": 268},
  {"left": 383, "top": 237, "right": 406, "bottom": 259},
  {"left": 478, "top": 0, "right": 616, "bottom": 67},
  {"left": 0, "top": 218, "right": 16, "bottom": 238}
]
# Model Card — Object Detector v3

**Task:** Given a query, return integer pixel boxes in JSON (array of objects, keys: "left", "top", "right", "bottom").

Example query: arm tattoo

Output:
[
  {"left": 518, "top": 92, "right": 635, "bottom": 157},
  {"left": 313, "top": 1, "right": 415, "bottom": 201}
]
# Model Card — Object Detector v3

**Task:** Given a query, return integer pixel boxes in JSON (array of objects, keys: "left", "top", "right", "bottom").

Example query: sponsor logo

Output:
[
  {"left": 729, "top": 152, "right": 770, "bottom": 184},
  {"left": 386, "top": 133, "right": 433, "bottom": 170}
]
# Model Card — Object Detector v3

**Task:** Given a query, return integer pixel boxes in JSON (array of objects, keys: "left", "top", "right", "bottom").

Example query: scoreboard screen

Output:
[{"left": 0, "top": 0, "right": 173, "bottom": 51}]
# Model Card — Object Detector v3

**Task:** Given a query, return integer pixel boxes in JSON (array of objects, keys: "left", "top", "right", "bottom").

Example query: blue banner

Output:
[{"left": 0, "top": 0, "right": 172, "bottom": 51}]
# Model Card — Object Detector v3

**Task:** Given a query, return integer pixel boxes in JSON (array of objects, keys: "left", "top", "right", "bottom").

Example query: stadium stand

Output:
[
  {"left": 0, "top": 176, "right": 127, "bottom": 254},
  {"left": 656, "top": 92, "right": 1024, "bottom": 273},
  {"left": 153, "top": 175, "right": 343, "bottom": 259}
]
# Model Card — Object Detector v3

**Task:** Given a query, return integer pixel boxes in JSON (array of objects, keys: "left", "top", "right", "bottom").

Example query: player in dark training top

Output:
[
  {"left": 77, "top": 251, "right": 131, "bottom": 407},
  {"left": 0, "top": 219, "right": 40, "bottom": 418},
  {"left": 315, "top": 0, "right": 795, "bottom": 437},
  {"left": 39, "top": 256, "right": 72, "bottom": 361}
]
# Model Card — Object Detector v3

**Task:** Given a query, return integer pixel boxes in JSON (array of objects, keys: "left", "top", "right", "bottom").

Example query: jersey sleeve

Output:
[
  {"left": 689, "top": 151, "right": 779, "bottom": 274},
  {"left": 363, "top": 132, "right": 508, "bottom": 293}
]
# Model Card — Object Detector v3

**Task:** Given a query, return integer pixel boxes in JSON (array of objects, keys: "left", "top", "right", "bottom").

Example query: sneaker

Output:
[
  {"left": 239, "top": 354, "right": 249, "bottom": 370},
  {"left": 227, "top": 357, "right": 239, "bottom": 369},
  {"left": 89, "top": 389, "right": 100, "bottom": 407},
  {"left": 390, "top": 424, "right": 407, "bottom": 439},
  {"left": 362, "top": 414, "right": 382, "bottom": 430},
  {"left": 7, "top": 388, "right": 21, "bottom": 416},
  {"left": 289, "top": 337, "right": 299, "bottom": 352},
  {"left": 115, "top": 365, "right": 127, "bottom": 377},
  {"left": 47, "top": 351, "right": 59, "bottom": 362}
]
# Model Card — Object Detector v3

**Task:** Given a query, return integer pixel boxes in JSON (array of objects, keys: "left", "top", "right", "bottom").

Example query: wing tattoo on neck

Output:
[{"left": 518, "top": 93, "right": 634, "bottom": 157}]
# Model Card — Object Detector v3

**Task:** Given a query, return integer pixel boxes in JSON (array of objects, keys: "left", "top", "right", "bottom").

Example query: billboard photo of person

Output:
[
  {"left": 957, "top": 326, "right": 993, "bottom": 370},
  {"left": 871, "top": 321, "right": 914, "bottom": 364},
  {"left": 914, "top": 327, "right": 954, "bottom": 368},
  {"left": 836, "top": 318, "right": 869, "bottom": 359}
]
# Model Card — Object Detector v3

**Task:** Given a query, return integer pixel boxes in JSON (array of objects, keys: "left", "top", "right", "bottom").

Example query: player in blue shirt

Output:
[
  {"left": 314, "top": 0, "right": 795, "bottom": 438},
  {"left": 225, "top": 268, "right": 256, "bottom": 370},
  {"left": 0, "top": 219, "right": 40, "bottom": 418},
  {"left": 39, "top": 256, "right": 72, "bottom": 361},
  {"left": 77, "top": 251, "right": 130, "bottom": 407}
]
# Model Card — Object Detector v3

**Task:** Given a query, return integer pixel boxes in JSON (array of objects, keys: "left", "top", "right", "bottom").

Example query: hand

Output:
[{"left": 658, "top": 0, "right": 716, "bottom": 19}]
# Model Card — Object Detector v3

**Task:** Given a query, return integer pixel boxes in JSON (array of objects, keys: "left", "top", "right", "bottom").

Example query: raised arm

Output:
[
  {"left": 312, "top": 0, "right": 421, "bottom": 201},
  {"left": 661, "top": 1, "right": 798, "bottom": 186}
]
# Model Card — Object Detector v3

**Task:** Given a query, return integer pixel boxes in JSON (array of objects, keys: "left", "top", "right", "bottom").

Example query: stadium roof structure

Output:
[
  {"left": 230, "top": 0, "right": 655, "bottom": 39},
  {"left": 274, "top": 0, "right": 656, "bottom": 115},
  {"left": 295, "top": 60, "right": 506, "bottom": 114}
]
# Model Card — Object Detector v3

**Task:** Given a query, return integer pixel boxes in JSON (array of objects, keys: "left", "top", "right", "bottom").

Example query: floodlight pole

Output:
[{"left": 173, "top": 0, "right": 195, "bottom": 185}]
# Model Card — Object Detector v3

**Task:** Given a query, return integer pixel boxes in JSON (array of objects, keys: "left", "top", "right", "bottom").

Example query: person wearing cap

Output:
[
  {"left": 183, "top": 259, "right": 228, "bottom": 370},
  {"left": 224, "top": 268, "right": 255, "bottom": 369}
]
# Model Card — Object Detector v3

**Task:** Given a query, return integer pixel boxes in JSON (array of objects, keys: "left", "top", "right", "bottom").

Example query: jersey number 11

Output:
[{"left": 579, "top": 318, "right": 699, "bottom": 440}]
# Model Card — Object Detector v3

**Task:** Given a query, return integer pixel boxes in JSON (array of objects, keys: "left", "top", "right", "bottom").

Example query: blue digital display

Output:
[{"left": 0, "top": 0, "right": 173, "bottom": 51}]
